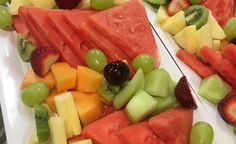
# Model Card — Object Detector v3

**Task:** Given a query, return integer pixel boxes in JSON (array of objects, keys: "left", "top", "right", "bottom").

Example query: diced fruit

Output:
[
  {"left": 21, "top": 82, "right": 50, "bottom": 107},
  {"left": 0, "top": 0, "right": 10, "bottom": 5},
  {"left": 223, "top": 44, "right": 236, "bottom": 65},
  {"left": 21, "top": 67, "right": 55, "bottom": 90},
  {"left": 198, "top": 74, "right": 231, "bottom": 105},
  {"left": 175, "top": 76, "right": 197, "bottom": 109},
  {"left": 212, "top": 39, "right": 221, "bottom": 50},
  {"left": 9, "top": 0, "right": 24, "bottom": 15},
  {"left": 189, "top": 121, "right": 214, "bottom": 144},
  {"left": 77, "top": 66, "right": 103, "bottom": 92},
  {"left": 113, "top": 69, "right": 144, "bottom": 110},
  {"left": 207, "top": 12, "right": 226, "bottom": 40},
  {"left": 86, "top": 49, "right": 107, "bottom": 72},
  {"left": 55, "top": 0, "right": 80, "bottom": 9},
  {"left": 224, "top": 18, "right": 236, "bottom": 41},
  {"left": 103, "top": 61, "right": 130, "bottom": 85},
  {"left": 77, "top": 0, "right": 91, "bottom": 9},
  {"left": 184, "top": 5, "right": 209, "bottom": 30},
  {"left": 70, "top": 139, "right": 93, "bottom": 144},
  {"left": 114, "top": 0, "right": 130, "bottom": 5},
  {"left": 17, "top": 34, "right": 36, "bottom": 62},
  {"left": 125, "top": 90, "right": 157, "bottom": 123},
  {"left": 34, "top": 105, "right": 50, "bottom": 143},
  {"left": 144, "top": 68, "right": 170, "bottom": 97},
  {"left": 189, "top": 0, "right": 200, "bottom": 4},
  {"left": 155, "top": 6, "right": 170, "bottom": 24},
  {"left": 54, "top": 92, "right": 82, "bottom": 138},
  {"left": 21, "top": 0, "right": 32, "bottom": 5},
  {"left": 72, "top": 92, "right": 104, "bottom": 126},
  {"left": 167, "top": 0, "right": 190, "bottom": 16},
  {"left": 31, "top": 47, "right": 60, "bottom": 77},
  {"left": 0, "top": 6, "right": 12, "bottom": 30},
  {"left": 90, "top": 0, "right": 115, "bottom": 10},
  {"left": 45, "top": 91, "right": 62, "bottom": 112},
  {"left": 51, "top": 62, "right": 77, "bottom": 92},
  {"left": 148, "top": 107, "right": 193, "bottom": 143},
  {"left": 82, "top": 111, "right": 130, "bottom": 144},
  {"left": 31, "top": 0, "right": 56, "bottom": 8},
  {"left": 174, "top": 25, "right": 198, "bottom": 54},
  {"left": 161, "top": 11, "right": 186, "bottom": 35},
  {"left": 132, "top": 54, "right": 155, "bottom": 73},
  {"left": 118, "top": 122, "right": 164, "bottom": 144},
  {"left": 234, "top": 126, "right": 236, "bottom": 135},
  {"left": 198, "top": 46, "right": 236, "bottom": 89},
  {"left": 176, "top": 49, "right": 214, "bottom": 78},
  {"left": 218, "top": 91, "right": 236, "bottom": 124},
  {"left": 98, "top": 79, "right": 120, "bottom": 104},
  {"left": 145, "top": 0, "right": 168, "bottom": 5},
  {"left": 221, "top": 40, "right": 230, "bottom": 51},
  {"left": 196, "top": 24, "right": 213, "bottom": 49},
  {"left": 29, "top": 127, "right": 38, "bottom": 144},
  {"left": 48, "top": 116, "right": 67, "bottom": 144}
]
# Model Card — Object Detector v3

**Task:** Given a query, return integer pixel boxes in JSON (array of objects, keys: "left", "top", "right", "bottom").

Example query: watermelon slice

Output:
[
  {"left": 223, "top": 44, "right": 236, "bottom": 66},
  {"left": 87, "top": 0, "right": 160, "bottom": 66},
  {"left": 47, "top": 10, "right": 93, "bottom": 65},
  {"left": 148, "top": 107, "right": 193, "bottom": 144},
  {"left": 82, "top": 110, "right": 130, "bottom": 144},
  {"left": 118, "top": 122, "right": 165, "bottom": 144},
  {"left": 18, "top": 7, "right": 49, "bottom": 47},
  {"left": 26, "top": 7, "right": 81, "bottom": 67},
  {"left": 12, "top": 15, "right": 36, "bottom": 45}
]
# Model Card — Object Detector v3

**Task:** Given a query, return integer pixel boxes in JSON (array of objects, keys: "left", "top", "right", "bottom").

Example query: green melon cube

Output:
[{"left": 198, "top": 74, "right": 231, "bottom": 105}]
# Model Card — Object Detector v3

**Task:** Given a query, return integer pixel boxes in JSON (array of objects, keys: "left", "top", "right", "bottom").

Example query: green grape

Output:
[
  {"left": 132, "top": 54, "right": 155, "bottom": 73},
  {"left": 90, "top": 0, "right": 115, "bottom": 10},
  {"left": 86, "top": 49, "right": 108, "bottom": 72},
  {"left": 21, "top": 82, "right": 50, "bottom": 107},
  {"left": 0, "top": 6, "right": 12, "bottom": 30},
  {"left": 190, "top": 121, "right": 214, "bottom": 144},
  {"left": 224, "top": 17, "right": 236, "bottom": 41},
  {"left": 0, "top": 0, "right": 10, "bottom": 5}
]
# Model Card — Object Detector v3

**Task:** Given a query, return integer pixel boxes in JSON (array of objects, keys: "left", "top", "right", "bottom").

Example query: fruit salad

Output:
[{"left": 1, "top": 0, "right": 234, "bottom": 143}]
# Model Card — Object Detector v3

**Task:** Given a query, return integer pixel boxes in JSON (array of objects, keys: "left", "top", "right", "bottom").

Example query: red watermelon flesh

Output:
[
  {"left": 82, "top": 110, "right": 130, "bottom": 144},
  {"left": 26, "top": 7, "right": 81, "bottom": 67},
  {"left": 64, "top": 11, "right": 98, "bottom": 49},
  {"left": 148, "top": 107, "right": 193, "bottom": 144},
  {"left": 201, "top": 0, "right": 234, "bottom": 27},
  {"left": 87, "top": 0, "right": 160, "bottom": 66},
  {"left": 18, "top": 7, "right": 49, "bottom": 47},
  {"left": 118, "top": 122, "right": 165, "bottom": 144},
  {"left": 12, "top": 15, "right": 36, "bottom": 45},
  {"left": 47, "top": 10, "right": 93, "bottom": 65}
]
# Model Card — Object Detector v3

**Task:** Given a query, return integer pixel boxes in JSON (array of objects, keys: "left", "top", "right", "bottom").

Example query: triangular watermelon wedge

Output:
[
  {"left": 87, "top": 0, "right": 160, "bottom": 65},
  {"left": 47, "top": 10, "right": 93, "bottom": 65},
  {"left": 148, "top": 107, "right": 193, "bottom": 144},
  {"left": 26, "top": 7, "right": 81, "bottom": 67}
]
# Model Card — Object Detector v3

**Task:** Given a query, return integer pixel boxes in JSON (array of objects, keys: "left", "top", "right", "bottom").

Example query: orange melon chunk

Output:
[
  {"left": 76, "top": 66, "right": 103, "bottom": 92},
  {"left": 45, "top": 91, "right": 63, "bottom": 112},
  {"left": 21, "top": 67, "right": 55, "bottom": 89},
  {"left": 51, "top": 62, "right": 77, "bottom": 92},
  {"left": 72, "top": 91, "right": 104, "bottom": 126}
]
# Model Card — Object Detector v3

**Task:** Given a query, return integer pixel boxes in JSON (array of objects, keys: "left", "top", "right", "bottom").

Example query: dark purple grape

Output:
[
  {"left": 55, "top": 0, "right": 81, "bottom": 9},
  {"left": 103, "top": 61, "right": 130, "bottom": 85}
]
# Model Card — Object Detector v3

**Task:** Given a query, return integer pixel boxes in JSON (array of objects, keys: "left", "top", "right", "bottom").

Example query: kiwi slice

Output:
[
  {"left": 34, "top": 105, "right": 50, "bottom": 143},
  {"left": 98, "top": 79, "right": 120, "bottom": 104},
  {"left": 184, "top": 5, "right": 209, "bottom": 30},
  {"left": 17, "top": 34, "right": 36, "bottom": 62}
]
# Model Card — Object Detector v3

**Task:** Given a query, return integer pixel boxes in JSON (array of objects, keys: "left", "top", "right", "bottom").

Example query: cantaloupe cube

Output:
[
  {"left": 45, "top": 91, "right": 63, "bottom": 112},
  {"left": 76, "top": 66, "right": 103, "bottom": 92},
  {"left": 21, "top": 67, "right": 55, "bottom": 89},
  {"left": 72, "top": 91, "right": 104, "bottom": 126},
  {"left": 51, "top": 62, "right": 77, "bottom": 92}
]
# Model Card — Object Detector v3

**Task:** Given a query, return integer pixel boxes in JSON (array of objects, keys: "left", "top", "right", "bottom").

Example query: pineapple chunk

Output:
[
  {"left": 213, "top": 40, "right": 221, "bottom": 50},
  {"left": 114, "top": 0, "right": 130, "bottom": 5},
  {"left": 69, "top": 139, "right": 93, "bottom": 144},
  {"left": 31, "top": 0, "right": 56, "bottom": 8},
  {"left": 161, "top": 11, "right": 186, "bottom": 35},
  {"left": 174, "top": 26, "right": 199, "bottom": 54},
  {"left": 77, "top": 0, "right": 91, "bottom": 9},
  {"left": 197, "top": 24, "right": 213, "bottom": 50},
  {"left": 155, "top": 6, "right": 169, "bottom": 24},
  {"left": 10, "top": 0, "right": 24, "bottom": 15}
]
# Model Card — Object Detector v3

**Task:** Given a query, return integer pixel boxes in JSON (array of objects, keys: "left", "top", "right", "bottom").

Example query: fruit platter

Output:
[{"left": 0, "top": 0, "right": 236, "bottom": 144}]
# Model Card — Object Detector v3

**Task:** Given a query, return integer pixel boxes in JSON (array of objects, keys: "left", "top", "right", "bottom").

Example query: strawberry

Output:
[
  {"left": 218, "top": 91, "right": 236, "bottom": 124},
  {"left": 167, "top": 0, "right": 190, "bottom": 16},
  {"left": 31, "top": 47, "right": 60, "bottom": 77}
]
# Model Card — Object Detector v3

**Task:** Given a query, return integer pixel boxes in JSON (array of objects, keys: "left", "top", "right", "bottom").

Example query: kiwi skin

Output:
[
  {"left": 17, "top": 34, "right": 36, "bottom": 62},
  {"left": 184, "top": 5, "right": 209, "bottom": 30}
]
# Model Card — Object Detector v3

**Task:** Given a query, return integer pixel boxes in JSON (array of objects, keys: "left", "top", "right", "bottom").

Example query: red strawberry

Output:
[
  {"left": 218, "top": 91, "right": 236, "bottom": 124},
  {"left": 175, "top": 76, "right": 198, "bottom": 109},
  {"left": 31, "top": 47, "right": 60, "bottom": 77},
  {"left": 167, "top": 0, "right": 190, "bottom": 16}
]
